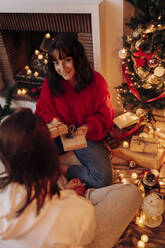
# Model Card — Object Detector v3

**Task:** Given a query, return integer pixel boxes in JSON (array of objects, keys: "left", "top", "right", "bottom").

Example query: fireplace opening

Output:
[{"left": 0, "top": 13, "right": 94, "bottom": 98}]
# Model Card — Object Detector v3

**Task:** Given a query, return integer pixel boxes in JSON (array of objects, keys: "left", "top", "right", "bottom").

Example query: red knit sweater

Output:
[{"left": 35, "top": 71, "right": 114, "bottom": 141}]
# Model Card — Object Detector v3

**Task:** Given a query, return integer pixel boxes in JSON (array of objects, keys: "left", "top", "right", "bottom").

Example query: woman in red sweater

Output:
[{"left": 35, "top": 33, "right": 114, "bottom": 188}]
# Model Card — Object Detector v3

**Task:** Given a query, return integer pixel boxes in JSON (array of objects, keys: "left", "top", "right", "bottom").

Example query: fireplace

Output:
[
  {"left": 0, "top": 0, "right": 102, "bottom": 91},
  {"left": 0, "top": 0, "right": 102, "bottom": 111}
]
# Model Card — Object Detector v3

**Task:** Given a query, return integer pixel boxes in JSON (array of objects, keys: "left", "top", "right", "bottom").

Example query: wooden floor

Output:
[{"left": 112, "top": 163, "right": 165, "bottom": 248}]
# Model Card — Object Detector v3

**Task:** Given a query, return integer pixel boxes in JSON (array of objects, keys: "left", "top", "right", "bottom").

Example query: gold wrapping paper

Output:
[
  {"left": 61, "top": 130, "right": 87, "bottom": 151},
  {"left": 130, "top": 136, "right": 158, "bottom": 154},
  {"left": 112, "top": 147, "right": 165, "bottom": 169},
  {"left": 47, "top": 120, "right": 68, "bottom": 138}
]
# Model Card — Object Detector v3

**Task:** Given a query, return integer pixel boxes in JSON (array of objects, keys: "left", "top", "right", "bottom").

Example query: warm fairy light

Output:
[
  {"left": 35, "top": 50, "right": 40, "bottom": 55},
  {"left": 45, "top": 33, "right": 51, "bottom": 39},
  {"left": 136, "top": 216, "right": 145, "bottom": 227},
  {"left": 122, "top": 141, "right": 129, "bottom": 148},
  {"left": 24, "top": 65, "right": 29, "bottom": 70},
  {"left": 44, "top": 59, "right": 48, "bottom": 64},
  {"left": 118, "top": 48, "right": 127, "bottom": 59},
  {"left": 131, "top": 173, "right": 138, "bottom": 179},
  {"left": 34, "top": 71, "right": 39, "bottom": 77},
  {"left": 27, "top": 69, "right": 32, "bottom": 75},
  {"left": 38, "top": 54, "right": 43, "bottom": 60},
  {"left": 141, "top": 234, "right": 149, "bottom": 243},
  {"left": 121, "top": 178, "right": 128, "bottom": 184},
  {"left": 137, "top": 240, "right": 145, "bottom": 248}
]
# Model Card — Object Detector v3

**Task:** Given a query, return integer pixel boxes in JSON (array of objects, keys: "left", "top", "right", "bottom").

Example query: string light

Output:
[
  {"left": 137, "top": 240, "right": 145, "bottom": 248},
  {"left": 141, "top": 234, "right": 149, "bottom": 243}
]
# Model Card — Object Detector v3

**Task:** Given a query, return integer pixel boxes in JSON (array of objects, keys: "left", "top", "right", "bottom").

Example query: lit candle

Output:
[
  {"left": 44, "top": 59, "right": 48, "bottom": 64},
  {"left": 27, "top": 69, "right": 32, "bottom": 75},
  {"left": 35, "top": 50, "right": 40, "bottom": 55},
  {"left": 45, "top": 33, "right": 51, "bottom": 39},
  {"left": 17, "top": 89, "right": 22, "bottom": 96},
  {"left": 24, "top": 65, "right": 29, "bottom": 71},
  {"left": 22, "top": 89, "right": 27, "bottom": 95},
  {"left": 38, "top": 54, "right": 43, "bottom": 60},
  {"left": 34, "top": 71, "right": 39, "bottom": 77}
]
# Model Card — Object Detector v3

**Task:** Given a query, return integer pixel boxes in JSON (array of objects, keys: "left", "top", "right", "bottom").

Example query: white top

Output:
[{"left": 0, "top": 183, "right": 96, "bottom": 248}]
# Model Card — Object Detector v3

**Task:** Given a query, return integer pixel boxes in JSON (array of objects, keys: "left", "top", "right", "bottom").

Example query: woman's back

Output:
[{"left": 0, "top": 182, "right": 95, "bottom": 248}]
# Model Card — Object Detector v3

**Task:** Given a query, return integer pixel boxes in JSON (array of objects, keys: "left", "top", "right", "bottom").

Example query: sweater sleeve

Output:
[
  {"left": 84, "top": 72, "right": 114, "bottom": 140},
  {"left": 35, "top": 78, "right": 62, "bottom": 123},
  {"left": 49, "top": 190, "right": 96, "bottom": 247}
]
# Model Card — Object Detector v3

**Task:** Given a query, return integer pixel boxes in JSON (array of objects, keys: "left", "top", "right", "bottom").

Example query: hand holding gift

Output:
[
  {"left": 47, "top": 118, "right": 68, "bottom": 138},
  {"left": 61, "top": 125, "right": 87, "bottom": 151}
]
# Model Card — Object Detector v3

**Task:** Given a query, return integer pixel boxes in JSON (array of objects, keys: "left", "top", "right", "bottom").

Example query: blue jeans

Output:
[{"left": 66, "top": 140, "right": 113, "bottom": 189}]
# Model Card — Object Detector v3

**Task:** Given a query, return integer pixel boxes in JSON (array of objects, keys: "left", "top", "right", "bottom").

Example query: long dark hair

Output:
[
  {"left": 0, "top": 108, "right": 60, "bottom": 216},
  {"left": 47, "top": 32, "right": 93, "bottom": 94}
]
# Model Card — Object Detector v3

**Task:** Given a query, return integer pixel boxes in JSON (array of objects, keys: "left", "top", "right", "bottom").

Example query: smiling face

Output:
[{"left": 52, "top": 49, "right": 76, "bottom": 82}]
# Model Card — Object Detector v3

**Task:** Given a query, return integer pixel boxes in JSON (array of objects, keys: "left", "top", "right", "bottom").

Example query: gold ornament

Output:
[
  {"left": 129, "top": 160, "right": 137, "bottom": 168},
  {"left": 154, "top": 66, "right": 165, "bottom": 77},
  {"left": 135, "top": 40, "right": 143, "bottom": 50},
  {"left": 142, "top": 83, "right": 152, "bottom": 89},
  {"left": 136, "top": 108, "right": 146, "bottom": 117},
  {"left": 146, "top": 74, "right": 160, "bottom": 85},
  {"left": 135, "top": 67, "right": 149, "bottom": 79},
  {"left": 144, "top": 24, "right": 156, "bottom": 34}
]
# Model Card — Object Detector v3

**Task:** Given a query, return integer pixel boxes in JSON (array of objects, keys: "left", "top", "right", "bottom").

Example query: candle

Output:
[
  {"left": 34, "top": 71, "right": 39, "bottom": 77},
  {"left": 17, "top": 89, "right": 22, "bottom": 96},
  {"left": 22, "top": 89, "right": 27, "bottom": 95},
  {"left": 45, "top": 33, "right": 51, "bottom": 39},
  {"left": 35, "top": 50, "right": 40, "bottom": 55},
  {"left": 38, "top": 54, "right": 43, "bottom": 60},
  {"left": 44, "top": 59, "right": 48, "bottom": 64},
  {"left": 27, "top": 69, "right": 32, "bottom": 75},
  {"left": 24, "top": 65, "right": 29, "bottom": 71}
]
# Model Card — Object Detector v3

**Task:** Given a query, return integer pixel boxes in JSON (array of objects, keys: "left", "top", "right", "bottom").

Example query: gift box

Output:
[
  {"left": 61, "top": 130, "right": 87, "bottom": 151},
  {"left": 113, "top": 112, "right": 139, "bottom": 129},
  {"left": 112, "top": 146, "right": 165, "bottom": 169},
  {"left": 47, "top": 119, "right": 68, "bottom": 138},
  {"left": 130, "top": 136, "right": 158, "bottom": 154}
]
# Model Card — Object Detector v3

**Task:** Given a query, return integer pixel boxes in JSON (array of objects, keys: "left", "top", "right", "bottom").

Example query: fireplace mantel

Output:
[{"left": 0, "top": 0, "right": 102, "bottom": 71}]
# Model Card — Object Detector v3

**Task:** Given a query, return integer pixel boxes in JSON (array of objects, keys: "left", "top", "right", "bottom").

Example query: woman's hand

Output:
[
  {"left": 77, "top": 125, "right": 88, "bottom": 137},
  {"left": 64, "top": 178, "right": 86, "bottom": 196}
]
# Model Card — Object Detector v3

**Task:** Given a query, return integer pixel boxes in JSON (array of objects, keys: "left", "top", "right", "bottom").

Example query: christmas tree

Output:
[{"left": 117, "top": 0, "right": 165, "bottom": 116}]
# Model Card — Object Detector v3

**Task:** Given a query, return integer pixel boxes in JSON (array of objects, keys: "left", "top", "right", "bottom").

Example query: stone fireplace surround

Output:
[{"left": 0, "top": 0, "right": 102, "bottom": 111}]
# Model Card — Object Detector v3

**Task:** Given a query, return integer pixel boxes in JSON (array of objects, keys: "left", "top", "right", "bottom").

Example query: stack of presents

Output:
[{"left": 104, "top": 110, "right": 165, "bottom": 171}]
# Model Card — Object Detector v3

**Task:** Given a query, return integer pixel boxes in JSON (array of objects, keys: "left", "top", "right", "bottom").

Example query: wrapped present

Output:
[
  {"left": 112, "top": 146, "right": 165, "bottom": 169},
  {"left": 130, "top": 136, "right": 159, "bottom": 154},
  {"left": 61, "top": 129, "right": 87, "bottom": 151},
  {"left": 113, "top": 112, "right": 139, "bottom": 129},
  {"left": 47, "top": 118, "right": 68, "bottom": 138}
]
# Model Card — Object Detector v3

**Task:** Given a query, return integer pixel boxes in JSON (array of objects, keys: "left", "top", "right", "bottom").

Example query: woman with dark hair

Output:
[
  {"left": 0, "top": 108, "right": 95, "bottom": 247},
  {"left": 0, "top": 108, "right": 142, "bottom": 248},
  {"left": 35, "top": 32, "right": 114, "bottom": 189}
]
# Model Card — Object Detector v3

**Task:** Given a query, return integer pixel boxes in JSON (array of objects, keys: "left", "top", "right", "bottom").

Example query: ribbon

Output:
[
  {"left": 132, "top": 48, "right": 155, "bottom": 68},
  {"left": 122, "top": 64, "right": 141, "bottom": 101}
]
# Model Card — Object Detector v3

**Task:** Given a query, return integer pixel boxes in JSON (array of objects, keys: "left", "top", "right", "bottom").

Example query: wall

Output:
[{"left": 99, "top": 0, "right": 134, "bottom": 116}]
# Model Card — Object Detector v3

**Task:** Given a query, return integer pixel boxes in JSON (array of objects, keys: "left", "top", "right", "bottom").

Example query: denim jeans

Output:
[{"left": 66, "top": 140, "right": 113, "bottom": 189}]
